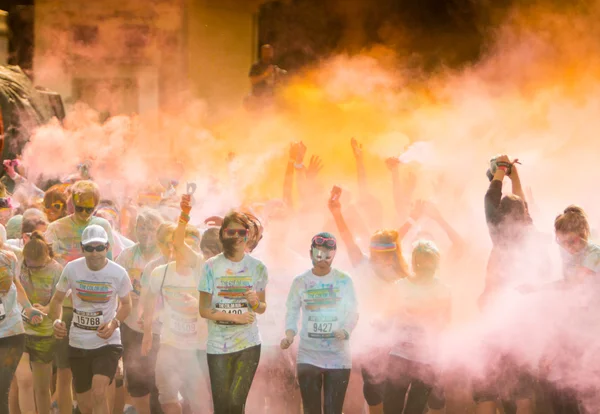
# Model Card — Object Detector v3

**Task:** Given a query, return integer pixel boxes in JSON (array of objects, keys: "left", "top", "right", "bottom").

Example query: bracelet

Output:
[
  {"left": 294, "top": 163, "right": 304, "bottom": 170},
  {"left": 179, "top": 213, "right": 190, "bottom": 223},
  {"left": 251, "top": 301, "right": 260, "bottom": 310},
  {"left": 53, "top": 319, "right": 62, "bottom": 327},
  {"left": 497, "top": 166, "right": 508, "bottom": 173}
]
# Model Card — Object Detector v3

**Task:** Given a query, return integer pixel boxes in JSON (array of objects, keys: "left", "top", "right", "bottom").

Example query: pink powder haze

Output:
[{"left": 16, "top": 0, "right": 600, "bottom": 411}]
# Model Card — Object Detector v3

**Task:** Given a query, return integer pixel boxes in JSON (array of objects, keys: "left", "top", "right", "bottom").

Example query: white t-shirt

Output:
[
  {"left": 56, "top": 258, "right": 132, "bottom": 349},
  {"left": 149, "top": 262, "right": 206, "bottom": 350},
  {"left": 389, "top": 278, "right": 451, "bottom": 363},
  {"left": 198, "top": 253, "right": 268, "bottom": 355},
  {"left": 116, "top": 244, "right": 161, "bottom": 332},
  {"left": 285, "top": 268, "right": 358, "bottom": 369},
  {"left": 0, "top": 250, "right": 24, "bottom": 338}
]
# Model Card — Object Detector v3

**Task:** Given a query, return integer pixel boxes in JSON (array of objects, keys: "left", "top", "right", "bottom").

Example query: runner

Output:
[
  {"left": 281, "top": 232, "right": 358, "bottom": 414},
  {"left": 15, "top": 231, "right": 63, "bottom": 414},
  {"left": 198, "top": 210, "right": 268, "bottom": 414},
  {"left": 116, "top": 209, "right": 163, "bottom": 414},
  {"left": 138, "top": 222, "right": 177, "bottom": 414},
  {"left": 383, "top": 240, "right": 450, "bottom": 414},
  {"left": 48, "top": 224, "right": 132, "bottom": 414},
  {"left": 328, "top": 189, "right": 410, "bottom": 414},
  {"left": 142, "top": 212, "right": 210, "bottom": 414},
  {"left": 0, "top": 246, "right": 44, "bottom": 414},
  {"left": 43, "top": 184, "right": 69, "bottom": 223},
  {"left": 45, "top": 180, "right": 115, "bottom": 414}
]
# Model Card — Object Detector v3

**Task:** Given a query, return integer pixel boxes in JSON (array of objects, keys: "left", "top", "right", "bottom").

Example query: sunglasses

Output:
[
  {"left": 47, "top": 202, "right": 64, "bottom": 211},
  {"left": 224, "top": 229, "right": 248, "bottom": 237},
  {"left": 82, "top": 244, "right": 108, "bottom": 253},
  {"left": 556, "top": 235, "right": 583, "bottom": 249},
  {"left": 312, "top": 236, "right": 336, "bottom": 248},
  {"left": 75, "top": 206, "right": 95, "bottom": 214}
]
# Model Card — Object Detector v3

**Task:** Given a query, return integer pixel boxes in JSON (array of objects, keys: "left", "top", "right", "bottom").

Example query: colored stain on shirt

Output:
[
  {"left": 75, "top": 280, "right": 113, "bottom": 303},
  {"left": 304, "top": 287, "right": 341, "bottom": 310},
  {"left": 216, "top": 276, "right": 253, "bottom": 298}
]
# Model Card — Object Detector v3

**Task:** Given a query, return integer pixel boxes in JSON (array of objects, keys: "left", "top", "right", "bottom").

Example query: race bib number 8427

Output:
[{"left": 73, "top": 310, "right": 103, "bottom": 331}]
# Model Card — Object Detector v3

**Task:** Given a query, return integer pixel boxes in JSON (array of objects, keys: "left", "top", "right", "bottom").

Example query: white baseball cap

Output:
[{"left": 81, "top": 225, "right": 108, "bottom": 246}]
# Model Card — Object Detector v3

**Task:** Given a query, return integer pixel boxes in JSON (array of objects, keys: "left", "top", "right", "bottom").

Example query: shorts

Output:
[
  {"left": 54, "top": 307, "right": 73, "bottom": 369},
  {"left": 24, "top": 335, "right": 56, "bottom": 364},
  {"left": 472, "top": 353, "right": 534, "bottom": 403},
  {"left": 121, "top": 323, "right": 161, "bottom": 398},
  {"left": 155, "top": 344, "right": 210, "bottom": 411},
  {"left": 69, "top": 345, "right": 123, "bottom": 394},
  {"left": 361, "top": 348, "right": 389, "bottom": 406}
]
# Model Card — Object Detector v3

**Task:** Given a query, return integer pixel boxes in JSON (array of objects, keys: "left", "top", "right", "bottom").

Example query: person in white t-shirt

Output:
[
  {"left": 198, "top": 210, "right": 269, "bottom": 414},
  {"left": 48, "top": 225, "right": 132, "bottom": 414},
  {"left": 281, "top": 232, "right": 358, "bottom": 414},
  {"left": 141, "top": 214, "right": 210, "bottom": 414}
]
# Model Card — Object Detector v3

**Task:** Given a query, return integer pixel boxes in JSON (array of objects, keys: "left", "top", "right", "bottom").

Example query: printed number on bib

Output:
[
  {"left": 73, "top": 310, "right": 103, "bottom": 331},
  {"left": 170, "top": 313, "right": 197, "bottom": 337},
  {"left": 308, "top": 315, "right": 338, "bottom": 338},
  {"left": 0, "top": 300, "right": 5, "bottom": 322},
  {"left": 215, "top": 302, "right": 248, "bottom": 325}
]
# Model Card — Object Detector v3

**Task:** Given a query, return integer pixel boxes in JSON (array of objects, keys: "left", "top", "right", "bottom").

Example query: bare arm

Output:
[
  {"left": 198, "top": 292, "right": 242, "bottom": 323},
  {"left": 351, "top": 138, "right": 368, "bottom": 198},
  {"left": 329, "top": 200, "right": 364, "bottom": 268},
  {"left": 509, "top": 164, "right": 526, "bottom": 202},
  {"left": 115, "top": 293, "right": 132, "bottom": 324},
  {"left": 47, "top": 290, "right": 66, "bottom": 321},
  {"left": 175, "top": 195, "right": 199, "bottom": 268}
]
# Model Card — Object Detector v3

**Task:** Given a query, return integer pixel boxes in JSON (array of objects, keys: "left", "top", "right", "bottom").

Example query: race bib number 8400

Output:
[
  {"left": 308, "top": 315, "right": 338, "bottom": 338},
  {"left": 74, "top": 310, "right": 103, "bottom": 331}
]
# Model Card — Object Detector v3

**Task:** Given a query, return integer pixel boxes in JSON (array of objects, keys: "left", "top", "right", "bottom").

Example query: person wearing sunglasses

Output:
[
  {"left": 281, "top": 232, "right": 358, "bottom": 414},
  {"left": 15, "top": 231, "right": 63, "bottom": 414},
  {"left": 45, "top": 180, "right": 115, "bottom": 414},
  {"left": 48, "top": 224, "right": 132, "bottom": 414},
  {"left": 43, "top": 184, "right": 69, "bottom": 223},
  {"left": 115, "top": 209, "right": 165, "bottom": 414},
  {"left": 198, "top": 209, "right": 268, "bottom": 414}
]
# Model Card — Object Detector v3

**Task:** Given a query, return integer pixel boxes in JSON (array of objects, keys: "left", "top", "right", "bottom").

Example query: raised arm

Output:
[
  {"left": 423, "top": 201, "right": 466, "bottom": 259},
  {"left": 386, "top": 157, "right": 416, "bottom": 220},
  {"left": 350, "top": 138, "right": 368, "bottom": 198},
  {"left": 174, "top": 195, "right": 200, "bottom": 268},
  {"left": 328, "top": 190, "right": 364, "bottom": 268},
  {"left": 283, "top": 143, "right": 297, "bottom": 208},
  {"left": 509, "top": 161, "right": 526, "bottom": 202}
]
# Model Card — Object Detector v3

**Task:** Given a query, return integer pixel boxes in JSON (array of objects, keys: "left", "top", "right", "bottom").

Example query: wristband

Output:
[
  {"left": 53, "top": 319, "right": 62, "bottom": 327},
  {"left": 294, "top": 163, "right": 304, "bottom": 170},
  {"left": 112, "top": 319, "right": 121, "bottom": 329},
  {"left": 497, "top": 165, "right": 508, "bottom": 172},
  {"left": 251, "top": 301, "right": 260, "bottom": 310},
  {"left": 179, "top": 213, "right": 190, "bottom": 223}
]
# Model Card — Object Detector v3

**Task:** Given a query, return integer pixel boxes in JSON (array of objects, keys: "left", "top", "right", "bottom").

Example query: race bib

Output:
[
  {"left": 73, "top": 309, "right": 103, "bottom": 331},
  {"left": 170, "top": 312, "right": 198, "bottom": 337},
  {"left": 308, "top": 314, "right": 339, "bottom": 338},
  {"left": 215, "top": 302, "right": 248, "bottom": 326},
  {"left": 0, "top": 300, "right": 5, "bottom": 322}
]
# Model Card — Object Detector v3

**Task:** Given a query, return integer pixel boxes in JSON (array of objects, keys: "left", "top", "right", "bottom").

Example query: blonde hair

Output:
[
  {"left": 71, "top": 180, "right": 100, "bottom": 206},
  {"left": 156, "top": 223, "right": 176, "bottom": 244},
  {"left": 555, "top": 205, "right": 590, "bottom": 241},
  {"left": 370, "top": 229, "right": 410, "bottom": 278},
  {"left": 412, "top": 239, "right": 441, "bottom": 267}
]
